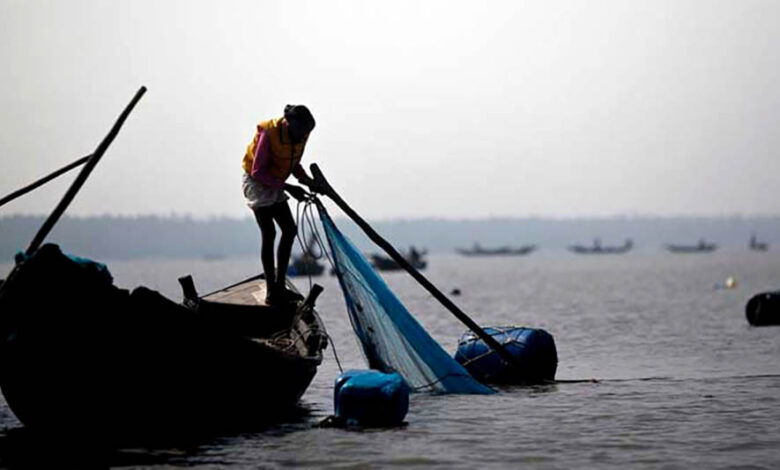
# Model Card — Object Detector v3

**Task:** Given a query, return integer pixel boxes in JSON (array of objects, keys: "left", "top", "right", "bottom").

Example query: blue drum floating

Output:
[
  {"left": 333, "top": 370, "right": 410, "bottom": 427},
  {"left": 746, "top": 291, "right": 780, "bottom": 326},
  {"left": 454, "top": 326, "right": 558, "bottom": 384}
]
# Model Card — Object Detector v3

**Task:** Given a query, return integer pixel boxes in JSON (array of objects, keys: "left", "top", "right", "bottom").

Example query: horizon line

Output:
[{"left": 3, "top": 212, "right": 780, "bottom": 222}]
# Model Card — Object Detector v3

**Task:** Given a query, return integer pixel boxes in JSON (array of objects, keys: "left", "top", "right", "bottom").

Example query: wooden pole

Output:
[
  {"left": 309, "top": 163, "right": 522, "bottom": 370},
  {"left": 0, "top": 155, "right": 91, "bottom": 209},
  {"left": 26, "top": 86, "right": 147, "bottom": 256}
]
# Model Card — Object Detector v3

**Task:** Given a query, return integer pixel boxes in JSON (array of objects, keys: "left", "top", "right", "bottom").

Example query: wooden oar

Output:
[
  {"left": 0, "top": 155, "right": 91, "bottom": 209},
  {"left": 25, "top": 86, "right": 147, "bottom": 256},
  {"left": 309, "top": 163, "right": 523, "bottom": 370}
]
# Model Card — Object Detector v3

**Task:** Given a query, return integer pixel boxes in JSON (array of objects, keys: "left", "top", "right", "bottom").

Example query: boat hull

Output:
[
  {"left": 456, "top": 245, "right": 536, "bottom": 256},
  {"left": 0, "top": 244, "right": 324, "bottom": 435},
  {"left": 370, "top": 255, "right": 426, "bottom": 271},
  {"left": 568, "top": 243, "right": 633, "bottom": 255},
  {"left": 288, "top": 258, "right": 325, "bottom": 276},
  {"left": 665, "top": 243, "right": 717, "bottom": 253}
]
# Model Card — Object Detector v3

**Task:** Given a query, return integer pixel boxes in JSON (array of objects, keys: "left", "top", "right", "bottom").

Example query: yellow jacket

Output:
[{"left": 242, "top": 118, "right": 308, "bottom": 181}]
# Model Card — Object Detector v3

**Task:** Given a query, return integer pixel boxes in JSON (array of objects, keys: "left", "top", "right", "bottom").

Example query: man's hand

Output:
[
  {"left": 294, "top": 171, "right": 326, "bottom": 195},
  {"left": 304, "top": 179, "right": 326, "bottom": 195},
  {"left": 285, "top": 184, "right": 308, "bottom": 202}
]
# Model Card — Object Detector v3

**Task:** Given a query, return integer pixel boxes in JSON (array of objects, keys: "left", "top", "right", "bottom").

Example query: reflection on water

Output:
[
  {"left": 0, "top": 252, "right": 779, "bottom": 468},
  {"left": 0, "top": 404, "right": 316, "bottom": 467}
]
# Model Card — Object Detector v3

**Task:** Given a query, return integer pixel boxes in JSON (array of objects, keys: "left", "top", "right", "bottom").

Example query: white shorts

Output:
[{"left": 242, "top": 173, "right": 288, "bottom": 210}]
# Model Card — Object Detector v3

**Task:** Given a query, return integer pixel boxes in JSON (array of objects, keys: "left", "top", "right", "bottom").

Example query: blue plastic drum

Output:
[
  {"left": 334, "top": 370, "right": 410, "bottom": 427},
  {"left": 454, "top": 326, "right": 557, "bottom": 384}
]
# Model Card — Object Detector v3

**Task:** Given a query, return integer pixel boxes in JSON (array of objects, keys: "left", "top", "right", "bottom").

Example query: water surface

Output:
[{"left": 0, "top": 250, "right": 778, "bottom": 468}]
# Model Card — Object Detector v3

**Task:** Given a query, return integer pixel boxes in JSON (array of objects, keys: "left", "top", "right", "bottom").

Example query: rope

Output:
[
  {"left": 456, "top": 326, "right": 530, "bottom": 368},
  {"left": 291, "top": 194, "right": 344, "bottom": 373},
  {"left": 408, "top": 372, "right": 487, "bottom": 393}
]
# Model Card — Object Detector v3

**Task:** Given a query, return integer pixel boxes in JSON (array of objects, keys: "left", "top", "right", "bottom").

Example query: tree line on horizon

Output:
[{"left": 0, "top": 214, "right": 778, "bottom": 261}]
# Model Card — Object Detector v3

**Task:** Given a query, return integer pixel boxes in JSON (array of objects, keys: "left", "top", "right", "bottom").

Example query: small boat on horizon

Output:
[
  {"left": 749, "top": 234, "right": 769, "bottom": 252},
  {"left": 568, "top": 238, "right": 633, "bottom": 255},
  {"left": 288, "top": 254, "right": 325, "bottom": 276},
  {"left": 456, "top": 243, "right": 537, "bottom": 257},
  {"left": 288, "top": 237, "right": 326, "bottom": 276},
  {"left": 371, "top": 246, "right": 427, "bottom": 271},
  {"left": 665, "top": 238, "right": 717, "bottom": 253}
]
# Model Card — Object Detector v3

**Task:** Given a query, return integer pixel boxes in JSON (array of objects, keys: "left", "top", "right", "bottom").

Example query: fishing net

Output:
[{"left": 317, "top": 204, "right": 493, "bottom": 394}]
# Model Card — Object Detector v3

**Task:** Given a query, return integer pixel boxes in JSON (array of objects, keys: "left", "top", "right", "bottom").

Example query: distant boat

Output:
[
  {"left": 456, "top": 243, "right": 536, "bottom": 257},
  {"left": 568, "top": 238, "right": 633, "bottom": 255},
  {"left": 665, "top": 239, "right": 717, "bottom": 253},
  {"left": 288, "top": 237, "right": 326, "bottom": 277},
  {"left": 749, "top": 234, "right": 769, "bottom": 252},
  {"left": 371, "top": 246, "right": 427, "bottom": 271},
  {"left": 202, "top": 253, "right": 226, "bottom": 261},
  {"left": 288, "top": 255, "right": 325, "bottom": 276}
]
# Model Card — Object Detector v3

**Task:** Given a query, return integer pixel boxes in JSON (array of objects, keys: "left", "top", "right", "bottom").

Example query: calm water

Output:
[{"left": 1, "top": 250, "right": 779, "bottom": 468}]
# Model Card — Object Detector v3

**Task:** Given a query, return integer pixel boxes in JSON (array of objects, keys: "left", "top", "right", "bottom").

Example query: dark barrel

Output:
[
  {"left": 454, "top": 326, "right": 558, "bottom": 385},
  {"left": 746, "top": 291, "right": 780, "bottom": 326}
]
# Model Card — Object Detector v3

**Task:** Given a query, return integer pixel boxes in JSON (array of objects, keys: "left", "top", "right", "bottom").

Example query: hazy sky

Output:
[{"left": 1, "top": 0, "right": 778, "bottom": 219}]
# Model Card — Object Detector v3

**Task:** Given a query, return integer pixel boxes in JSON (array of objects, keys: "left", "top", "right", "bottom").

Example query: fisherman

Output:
[
  {"left": 409, "top": 246, "right": 422, "bottom": 263},
  {"left": 242, "top": 104, "right": 318, "bottom": 305}
]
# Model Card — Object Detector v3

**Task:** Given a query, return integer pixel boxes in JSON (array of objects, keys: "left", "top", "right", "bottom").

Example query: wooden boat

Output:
[
  {"left": 455, "top": 243, "right": 536, "bottom": 257},
  {"left": 0, "top": 89, "right": 327, "bottom": 436},
  {"left": 287, "top": 236, "right": 325, "bottom": 276},
  {"left": 371, "top": 247, "right": 427, "bottom": 271},
  {"left": 568, "top": 238, "right": 633, "bottom": 254},
  {"left": 0, "top": 243, "right": 328, "bottom": 435},
  {"left": 288, "top": 254, "right": 325, "bottom": 276},
  {"left": 749, "top": 234, "right": 769, "bottom": 252},
  {"left": 287, "top": 236, "right": 326, "bottom": 276},
  {"left": 665, "top": 239, "right": 717, "bottom": 253}
]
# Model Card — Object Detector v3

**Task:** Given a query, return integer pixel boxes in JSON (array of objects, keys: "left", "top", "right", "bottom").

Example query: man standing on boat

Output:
[{"left": 242, "top": 104, "right": 318, "bottom": 305}]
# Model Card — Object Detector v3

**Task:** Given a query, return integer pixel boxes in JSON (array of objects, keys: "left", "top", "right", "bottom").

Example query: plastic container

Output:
[
  {"left": 454, "top": 326, "right": 557, "bottom": 384},
  {"left": 746, "top": 291, "right": 780, "bottom": 326},
  {"left": 333, "top": 370, "right": 410, "bottom": 427}
]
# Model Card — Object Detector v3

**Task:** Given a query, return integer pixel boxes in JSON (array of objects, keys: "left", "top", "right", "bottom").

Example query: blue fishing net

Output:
[{"left": 317, "top": 206, "right": 493, "bottom": 394}]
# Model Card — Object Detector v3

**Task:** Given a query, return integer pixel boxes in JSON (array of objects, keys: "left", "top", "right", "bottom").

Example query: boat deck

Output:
[
  {"left": 200, "top": 276, "right": 326, "bottom": 360},
  {"left": 204, "top": 277, "right": 269, "bottom": 306}
]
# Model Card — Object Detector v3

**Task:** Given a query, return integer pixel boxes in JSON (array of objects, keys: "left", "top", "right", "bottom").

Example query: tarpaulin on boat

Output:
[{"left": 317, "top": 206, "right": 493, "bottom": 394}]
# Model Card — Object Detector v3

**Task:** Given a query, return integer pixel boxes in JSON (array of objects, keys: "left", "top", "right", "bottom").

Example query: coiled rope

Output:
[{"left": 292, "top": 193, "right": 343, "bottom": 373}]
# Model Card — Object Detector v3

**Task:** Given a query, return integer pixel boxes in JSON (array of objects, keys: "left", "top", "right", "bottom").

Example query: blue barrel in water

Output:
[
  {"left": 454, "top": 326, "right": 557, "bottom": 384},
  {"left": 746, "top": 291, "right": 780, "bottom": 326},
  {"left": 334, "top": 370, "right": 410, "bottom": 426}
]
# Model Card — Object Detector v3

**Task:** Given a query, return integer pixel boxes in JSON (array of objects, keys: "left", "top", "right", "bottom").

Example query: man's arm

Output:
[
  {"left": 293, "top": 163, "right": 326, "bottom": 193},
  {"left": 292, "top": 164, "right": 314, "bottom": 185}
]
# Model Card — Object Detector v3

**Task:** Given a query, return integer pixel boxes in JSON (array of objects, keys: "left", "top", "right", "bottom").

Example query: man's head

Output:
[{"left": 284, "top": 104, "right": 315, "bottom": 143}]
